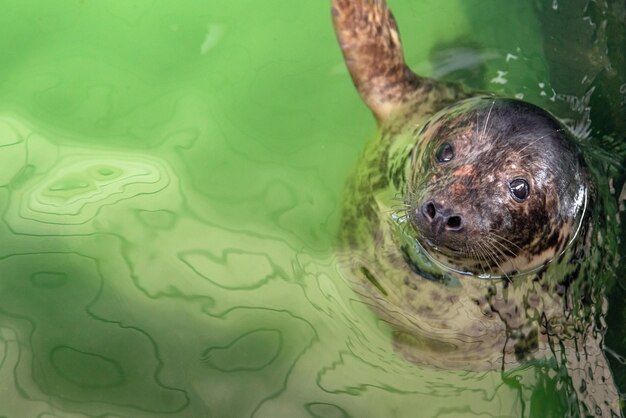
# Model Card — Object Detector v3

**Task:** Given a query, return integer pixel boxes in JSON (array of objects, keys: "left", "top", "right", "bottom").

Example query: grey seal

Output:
[{"left": 332, "top": 0, "right": 622, "bottom": 416}]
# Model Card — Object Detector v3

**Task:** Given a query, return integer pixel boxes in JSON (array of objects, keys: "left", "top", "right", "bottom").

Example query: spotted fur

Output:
[{"left": 333, "top": 0, "right": 622, "bottom": 416}]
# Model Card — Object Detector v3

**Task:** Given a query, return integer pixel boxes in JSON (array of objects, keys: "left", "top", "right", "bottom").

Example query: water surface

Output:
[{"left": 0, "top": 1, "right": 624, "bottom": 417}]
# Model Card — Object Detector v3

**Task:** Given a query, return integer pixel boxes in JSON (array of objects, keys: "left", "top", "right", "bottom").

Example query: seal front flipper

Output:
[{"left": 331, "top": 0, "right": 423, "bottom": 122}]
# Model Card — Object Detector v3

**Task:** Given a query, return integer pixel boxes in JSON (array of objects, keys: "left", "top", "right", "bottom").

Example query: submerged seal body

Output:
[{"left": 332, "top": 0, "right": 621, "bottom": 415}]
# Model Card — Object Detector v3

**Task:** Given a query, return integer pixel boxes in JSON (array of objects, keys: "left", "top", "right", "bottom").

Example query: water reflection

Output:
[{"left": 0, "top": 114, "right": 543, "bottom": 417}]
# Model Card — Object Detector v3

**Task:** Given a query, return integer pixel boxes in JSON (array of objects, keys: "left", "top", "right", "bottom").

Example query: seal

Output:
[{"left": 331, "top": 0, "right": 622, "bottom": 416}]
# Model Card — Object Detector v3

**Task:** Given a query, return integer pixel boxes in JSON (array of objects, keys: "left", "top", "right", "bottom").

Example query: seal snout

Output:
[{"left": 421, "top": 200, "right": 464, "bottom": 232}]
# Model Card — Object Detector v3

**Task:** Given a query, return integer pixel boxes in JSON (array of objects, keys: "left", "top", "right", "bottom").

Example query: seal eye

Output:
[
  {"left": 436, "top": 142, "right": 454, "bottom": 163},
  {"left": 509, "top": 178, "right": 530, "bottom": 201}
]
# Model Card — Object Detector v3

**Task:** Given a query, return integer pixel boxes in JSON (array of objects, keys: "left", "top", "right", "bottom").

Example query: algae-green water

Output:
[{"left": 0, "top": 1, "right": 624, "bottom": 417}]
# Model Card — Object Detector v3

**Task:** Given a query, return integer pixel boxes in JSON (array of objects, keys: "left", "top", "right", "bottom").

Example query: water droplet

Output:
[{"left": 490, "top": 71, "right": 508, "bottom": 85}]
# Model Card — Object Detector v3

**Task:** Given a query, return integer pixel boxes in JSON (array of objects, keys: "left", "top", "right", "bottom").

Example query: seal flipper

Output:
[{"left": 331, "top": 0, "right": 422, "bottom": 122}]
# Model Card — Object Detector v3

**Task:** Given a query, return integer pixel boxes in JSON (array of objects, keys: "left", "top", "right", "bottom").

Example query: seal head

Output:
[{"left": 406, "top": 97, "right": 588, "bottom": 278}]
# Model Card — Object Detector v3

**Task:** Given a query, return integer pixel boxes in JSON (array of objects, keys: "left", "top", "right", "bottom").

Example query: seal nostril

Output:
[
  {"left": 446, "top": 216, "right": 462, "bottom": 231},
  {"left": 422, "top": 202, "right": 436, "bottom": 220}
]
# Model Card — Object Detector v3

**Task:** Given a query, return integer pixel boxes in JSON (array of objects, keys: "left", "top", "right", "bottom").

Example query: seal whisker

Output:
[
  {"left": 469, "top": 244, "right": 488, "bottom": 276},
  {"left": 484, "top": 235, "right": 519, "bottom": 259},
  {"left": 489, "top": 232, "right": 524, "bottom": 253},
  {"left": 482, "top": 238, "right": 509, "bottom": 262},
  {"left": 483, "top": 240, "right": 506, "bottom": 265},
  {"left": 485, "top": 236, "right": 516, "bottom": 257},
  {"left": 474, "top": 240, "right": 495, "bottom": 271},
  {"left": 475, "top": 241, "right": 496, "bottom": 273},
  {"left": 391, "top": 204, "right": 410, "bottom": 213},
  {"left": 470, "top": 243, "right": 488, "bottom": 278},
  {"left": 516, "top": 128, "right": 565, "bottom": 155},
  {"left": 480, "top": 99, "right": 496, "bottom": 142},
  {"left": 479, "top": 239, "right": 511, "bottom": 282},
  {"left": 484, "top": 236, "right": 521, "bottom": 274},
  {"left": 390, "top": 203, "right": 412, "bottom": 222},
  {"left": 468, "top": 245, "right": 482, "bottom": 274}
]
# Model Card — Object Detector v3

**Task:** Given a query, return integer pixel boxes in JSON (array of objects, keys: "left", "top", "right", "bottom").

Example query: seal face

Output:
[{"left": 406, "top": 97, "right": 588, "bottom": 278}]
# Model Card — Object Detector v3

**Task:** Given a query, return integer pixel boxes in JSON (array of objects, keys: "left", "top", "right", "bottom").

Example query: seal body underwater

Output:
[{"left": 332, "top": 0, "right": 623, "bottom": 416}]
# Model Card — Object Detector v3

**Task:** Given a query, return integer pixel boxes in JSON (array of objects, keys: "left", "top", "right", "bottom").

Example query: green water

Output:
[{"left": 0, "top": 1, "right": 624, "bottom": 417}]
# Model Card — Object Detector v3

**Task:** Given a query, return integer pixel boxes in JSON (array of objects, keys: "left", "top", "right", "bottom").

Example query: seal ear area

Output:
[{"left": 331, "top": 0, "right": 423, "bottom": 123}]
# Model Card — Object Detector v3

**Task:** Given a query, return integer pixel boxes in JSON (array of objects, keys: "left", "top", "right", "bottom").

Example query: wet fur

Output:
[{"left": 333, "top": 0, "right": 621, "bottom": 416}]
